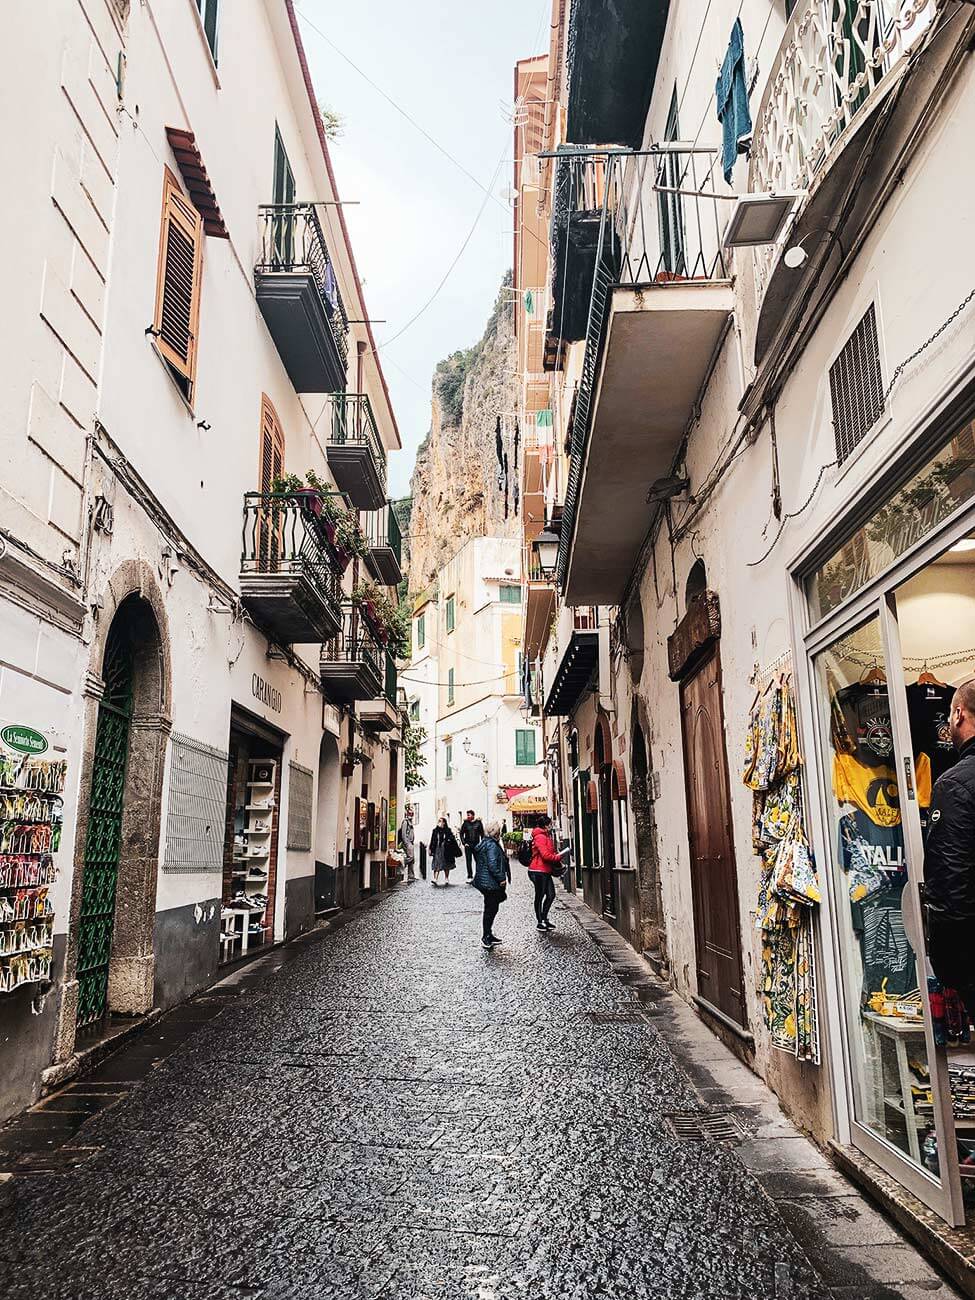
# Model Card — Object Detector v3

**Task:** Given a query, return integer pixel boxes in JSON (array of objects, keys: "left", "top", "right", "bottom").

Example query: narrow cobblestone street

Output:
[{"left": 0, "top": 880, "right": 962, "bottom": 1300}]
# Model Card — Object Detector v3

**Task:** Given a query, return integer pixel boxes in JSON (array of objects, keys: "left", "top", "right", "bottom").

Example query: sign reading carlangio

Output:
[{"left": 251, "top": 673, "right": 282, "bottom": 714}]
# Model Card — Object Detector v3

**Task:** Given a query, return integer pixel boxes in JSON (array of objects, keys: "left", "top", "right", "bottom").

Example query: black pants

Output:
[
  {"left": 464, "top": 847, "right": 474, "bottom": 877},
  {"left": 528, "top": 871, "right": 556, "bottom": 923},
  {"left": 482, "top": 888, "right": 505, "bottom": 941}
]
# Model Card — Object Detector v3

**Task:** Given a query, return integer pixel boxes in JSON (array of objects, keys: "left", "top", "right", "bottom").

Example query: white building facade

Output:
[
  {"left": 519, "top": 0, "right": 975, "bottom": 1257},
  {"left": 0, "top": 0, "right": 404, "bottom": 1121},
  {"left": 405, "top": 537, "right": 543, "bottom": 851}
]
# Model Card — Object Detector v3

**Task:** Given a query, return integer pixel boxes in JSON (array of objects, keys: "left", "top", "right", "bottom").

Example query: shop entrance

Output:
[
  {"left": 220, "top": 709, "right": 283, "bottom": 963},
  {"left": 802, "top": 411, "right": 975, "bottom": 1225},
  {"left": 680, "top": 644, "right": 747, "bottom": 1029},
  {"left": 593, "top": 718, "right": 616, "bottom": 916}
]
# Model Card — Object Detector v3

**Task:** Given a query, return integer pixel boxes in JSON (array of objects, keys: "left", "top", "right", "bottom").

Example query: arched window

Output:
[
  {"left": 685, "top": 558, "right": 707, "bottom": 608},
  {"left": 257, "top": 395, "right": 285, "bottom": 570}
]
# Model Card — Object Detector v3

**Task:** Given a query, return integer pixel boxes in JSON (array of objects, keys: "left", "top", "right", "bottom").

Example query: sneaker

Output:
[
  {"left": 543, "top": 920, "right": 555, "bottom": 930},
  {"left": 536, "top": 922, "right": 547, "bottom": 931},
  {"left": 481, "top": 938, "right": 494, "bottom": 949},
  {"left": 488, "top": 935, "right": 502, "bottom": 946}
]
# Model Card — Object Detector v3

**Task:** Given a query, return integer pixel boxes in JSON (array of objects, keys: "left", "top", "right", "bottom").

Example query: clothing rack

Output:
[{"left": 750, "top": 649, "right": 793, "bottom": 686}]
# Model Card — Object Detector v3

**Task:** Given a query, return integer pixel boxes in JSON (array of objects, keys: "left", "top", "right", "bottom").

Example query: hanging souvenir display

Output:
[
  {"left": 0, "top": 727, "right": 65, "bottom": 994},
  {"left": 743, "top": 663, "right": 821, "bottom": 1063}
]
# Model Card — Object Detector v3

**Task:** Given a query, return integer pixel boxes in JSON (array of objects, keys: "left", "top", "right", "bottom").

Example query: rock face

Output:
[{"left": 407, "top": 275, "right": 519, "bottom": 594}]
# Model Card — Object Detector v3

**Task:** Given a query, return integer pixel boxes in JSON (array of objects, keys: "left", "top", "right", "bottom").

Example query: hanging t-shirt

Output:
[
  {"left": 906, "top": 682, "right": 956, "bottom": 785},
  {"left": 832, "top": 751, "right": 931, "bottom": 826},
  {"left": 850, "top": 878, "right": 917, "bottom": 1001},
  {"left": 835, "top": 682, "right": 895, "bottom": 767}
]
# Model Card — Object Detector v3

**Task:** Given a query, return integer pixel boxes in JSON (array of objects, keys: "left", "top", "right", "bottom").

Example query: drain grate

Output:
[
  {"left": 664, "top": 1111, "right": 746, "bottom": 1143},
  {"left": 584, "top": 1008, "right": 650, "bottom": 1025}
]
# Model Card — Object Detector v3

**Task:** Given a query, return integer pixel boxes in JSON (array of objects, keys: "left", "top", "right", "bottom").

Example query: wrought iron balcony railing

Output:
[
  {"left": 256, "top": 203, "right": 349, "bottom": 369},
  {"left": 385, "top": 652, "right": 398, "bottom": 707},
  {"left": 364, "top": 503, "right": 403, "bottom": 587},
  {"left": 751, "top": 0, "right": 940, "bottom": 199},
  {"left": 239, "top": 493, "right": 341, "bottom": 644},
  {"left": 320, "top": 606, "right": 384, "bottom": 703},
  {"left": 322, "top": 393, "right": 387, "bottom": 510},
  {"left": 555, "top": 145, "right": 728, "bottom": 587}
]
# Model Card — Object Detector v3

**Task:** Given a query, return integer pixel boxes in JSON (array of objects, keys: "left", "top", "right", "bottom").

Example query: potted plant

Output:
[
  {"left": 353, "top": 581, "right": 388, "bottom": 643},
  {"left": 271, "top": 471, "right": 324, "bottom": 518},
  {"left": 503, "top": 830, "right": 524, "bottom": 855}
]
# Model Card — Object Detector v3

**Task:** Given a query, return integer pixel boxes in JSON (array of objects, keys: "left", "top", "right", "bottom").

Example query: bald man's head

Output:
[{"left": 950, "top": 680, "right": 975, "bottom": 749}]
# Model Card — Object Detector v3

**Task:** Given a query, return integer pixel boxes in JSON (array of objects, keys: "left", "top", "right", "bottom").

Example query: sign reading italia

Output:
[{"left": 1, "top": 724, "right": 49, "bottom": 755}]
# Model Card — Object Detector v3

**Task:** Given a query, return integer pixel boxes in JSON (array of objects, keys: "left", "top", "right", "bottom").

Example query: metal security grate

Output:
[
  {"left": 163, "top": 734, "right": 229, "bottom": 873},
  {"left": 286, "top": 762, "right": 314, "bottom": 851},
  {"left": 664, "top": 1111, "right": 747, "bottom": 1143},
  {"left": 829, "top": 303, "right": 885, "bottom": 464}
]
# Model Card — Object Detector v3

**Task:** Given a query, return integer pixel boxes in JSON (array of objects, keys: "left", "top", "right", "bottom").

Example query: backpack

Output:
[{"left": 516, "top": 840, "right": 533, "bottom": 868}]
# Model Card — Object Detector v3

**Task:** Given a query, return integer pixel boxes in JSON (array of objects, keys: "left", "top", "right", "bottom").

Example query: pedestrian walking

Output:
[
  {"left": 527, "top": 815, "right": 569, "bottom": 931},
  {"left": 429, "top": 816, "right": 461, "bottom": 886},
  {"left": 472, "top": 820, "right": 508, "bottom": 948},
  {"left": 460, "top": 809, "right": 485, "bottom": 882},
  {"left": 397, "top": 807, "right": 416, "bottom": 882}
]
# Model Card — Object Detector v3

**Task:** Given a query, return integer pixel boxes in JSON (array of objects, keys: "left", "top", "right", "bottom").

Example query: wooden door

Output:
[{"left": 680, "top": 645, "right": 746, "bottom": 1027}]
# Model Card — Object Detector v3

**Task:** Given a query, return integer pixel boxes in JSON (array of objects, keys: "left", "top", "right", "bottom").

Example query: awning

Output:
[
  {"left": 508, "top": 785, "right": 549, "bottom": 814},
  {"left": 500, "top": 785, "right": 534, "bottom": 802}
]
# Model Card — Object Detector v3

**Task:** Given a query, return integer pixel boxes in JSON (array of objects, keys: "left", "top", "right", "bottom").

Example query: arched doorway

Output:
[
  {"left": 75, "top": 590, "right": 168, "bottom": 1033},
  {"left": 315, "top": 732, "right": 341, "bottom": 912},
  {"left": 630, "top": 709, "right": 663, "bottom": 961}
]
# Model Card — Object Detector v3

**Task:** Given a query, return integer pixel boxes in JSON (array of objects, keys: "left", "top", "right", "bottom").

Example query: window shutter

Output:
[
  {"left": 257, "top": 395, "right": 284, "bottom": 571},
  {"left": 154, "top": 169, "right": 203, "bottom": 397}
]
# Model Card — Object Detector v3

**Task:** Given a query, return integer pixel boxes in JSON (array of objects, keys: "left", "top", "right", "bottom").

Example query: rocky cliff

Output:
[{"left": 406, "top": 274, "right": 519, "bottom": 594}]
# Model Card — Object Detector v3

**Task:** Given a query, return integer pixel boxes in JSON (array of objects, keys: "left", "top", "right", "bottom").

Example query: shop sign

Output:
[
  {"left": 1, "top": 725, "right": 48, "bottom": 756},
  {"left": 251, "top": 673, "right": 282, "bottom": 714}
]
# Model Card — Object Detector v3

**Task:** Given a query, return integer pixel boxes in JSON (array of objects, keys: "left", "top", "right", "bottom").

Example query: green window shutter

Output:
[
  {"left": 197, "top": 0, "right": 219, "bottom": 60},
  {"left": 446, "top": 596, "right": 455, "bottom": 633},
  {"left": 499, "top": 584, "right": 522, "bottom": 605},
  {"left": 516, "top": 729, "right": 536, "bottom": 766},
  {"left": 445, "top": 742, "right": 452, "bottom": 779},
  {"left": 416, "top": 612, "right": 425, "bottom": 649},
  {"left": 447, "top": 668, "right": 455, "bottom": 705}
]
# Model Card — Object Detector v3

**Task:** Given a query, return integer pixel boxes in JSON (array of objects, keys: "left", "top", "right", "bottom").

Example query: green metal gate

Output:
[{"left": 76, "top": 621, "right": 135, "bottom": 1030}]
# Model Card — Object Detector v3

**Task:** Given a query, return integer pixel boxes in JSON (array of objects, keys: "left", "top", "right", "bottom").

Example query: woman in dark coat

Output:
[
  {"left": 472, "top": 821, "right": 509, "bottom": 948},
  {"left": 428, "top": 816, "right": 461, "bottom": 886}
]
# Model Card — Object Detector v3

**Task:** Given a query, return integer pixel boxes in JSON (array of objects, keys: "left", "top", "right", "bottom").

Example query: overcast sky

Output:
[{"left": 296, "top": 0, "right": 550, "bottom": 499}]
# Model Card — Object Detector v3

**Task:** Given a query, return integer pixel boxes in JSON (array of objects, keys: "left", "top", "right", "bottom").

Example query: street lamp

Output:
[{"left": 532, "top": 527, "right": 560, "bottom": 579}]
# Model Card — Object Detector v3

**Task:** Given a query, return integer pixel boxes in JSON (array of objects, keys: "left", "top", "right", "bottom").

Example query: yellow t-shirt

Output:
[{"left": 832, "top": 751, "right": 931, "bottom": 826}]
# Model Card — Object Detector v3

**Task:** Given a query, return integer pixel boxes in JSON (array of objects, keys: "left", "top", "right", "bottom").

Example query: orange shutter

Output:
[
  {"left": 257, "top": 395, "right": 285, "bottom": 570},
  {"left": 153, "top": 168, "right": 204, "bottom": 398}
]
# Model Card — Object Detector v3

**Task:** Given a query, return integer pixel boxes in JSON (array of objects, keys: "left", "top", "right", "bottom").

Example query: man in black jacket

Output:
[
  {"left": 459, "top": 810, "right": 484, "bottom": 882},
  {"left": 923, "top": 680, "right": 975, "bottom": 993}
]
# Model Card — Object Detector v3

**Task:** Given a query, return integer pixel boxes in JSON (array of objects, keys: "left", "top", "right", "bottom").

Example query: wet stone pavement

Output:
[{"left": 0, "top": 876, "right": 962, "bottom": 1300}]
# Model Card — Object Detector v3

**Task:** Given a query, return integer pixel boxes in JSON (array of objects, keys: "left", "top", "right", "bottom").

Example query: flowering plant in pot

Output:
[{"left": 271, "top": 472, "right": 324, "bottom": 517}]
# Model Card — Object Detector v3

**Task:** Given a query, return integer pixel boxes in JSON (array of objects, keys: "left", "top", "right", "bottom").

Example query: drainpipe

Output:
[{"left": 597, "top": 608, "right": 615, "bottom": 719}]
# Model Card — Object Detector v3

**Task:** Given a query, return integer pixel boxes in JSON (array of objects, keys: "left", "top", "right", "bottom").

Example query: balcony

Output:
[
  {"left": 364, "top": 503, "right": 403, "bottom": 587},
  {"left": 255, "top": 203, "right": 349, "bottom": 393},
  {"left": 565, "top": 0, "right": 671, "bottom": 150},
  {"left": 324, "top": 394, "right": 387, "bottom": 511},
  {"left": 544, "top": 606, "right": 599, "bottom": 718},
  {"left": 239, "top": 493, "right": 342, "bottom": 644},
  {"left": 359, "top": 653, "right": 400, "bottom": 732},
  {"left": 524, "top": 543, "right": 556, "bottom": 661},
  {"left": 557, "top": 148, "right": 734, "bottom": 605},
  {"left": 749, "top": 0, "right": 952, "bottom": 363},
  {"left": 320, "top": 607, "right": 384, "bottom": 704}
]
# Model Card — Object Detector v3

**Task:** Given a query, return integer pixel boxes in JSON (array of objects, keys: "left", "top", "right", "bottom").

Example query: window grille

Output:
[
  {"left": 287, "top": 763, "right": 314, "bottom": 851},
  {"left": 829, "top": 304, "right": 884, "bottom": 464},
  {"left": 163, "top": 734, "right": 229, "bottom": 873}
]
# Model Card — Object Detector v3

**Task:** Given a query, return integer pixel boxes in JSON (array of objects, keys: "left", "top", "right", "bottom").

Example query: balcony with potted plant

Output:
[{"left": 238, "top": 475, "right": 344, "bottom": 644}]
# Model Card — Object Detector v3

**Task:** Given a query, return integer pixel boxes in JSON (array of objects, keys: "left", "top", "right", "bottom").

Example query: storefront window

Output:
[
  {"left": 813, "top": 613, "right": 932, "bottom": 1170},
  {"left": 808, "top": 418, "right": 975, "bottom": 622}
]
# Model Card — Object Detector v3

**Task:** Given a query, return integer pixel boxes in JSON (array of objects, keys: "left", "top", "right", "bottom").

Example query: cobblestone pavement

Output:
[{"left": 0, "top": 877, "right": 963, "bottom": 1299}]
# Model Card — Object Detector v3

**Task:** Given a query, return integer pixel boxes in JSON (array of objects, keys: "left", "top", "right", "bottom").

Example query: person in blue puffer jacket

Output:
[{"left": 472, "top": 821, "right": 509, "bottom": 950}]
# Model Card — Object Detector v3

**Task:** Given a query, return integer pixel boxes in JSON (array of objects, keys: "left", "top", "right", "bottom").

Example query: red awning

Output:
[
  {"left": 500, "top": 785, "right": 534, "bottom": 801},
  {"left": 165, "top": 127, "right": 228, "bottom": 238}
]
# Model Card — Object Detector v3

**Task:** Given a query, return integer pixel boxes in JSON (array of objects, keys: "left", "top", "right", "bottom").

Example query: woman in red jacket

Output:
[{"left": 528, "top": 815, "right": 568, "bottom": 931}]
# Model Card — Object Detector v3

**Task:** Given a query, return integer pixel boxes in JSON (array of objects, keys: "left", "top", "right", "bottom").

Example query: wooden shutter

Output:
[
  {"left": 153, "top": 168, "right": 203, "bottom": 397},
  {"left": 257, "top": 395, "right": 284, "bottom": 571}
]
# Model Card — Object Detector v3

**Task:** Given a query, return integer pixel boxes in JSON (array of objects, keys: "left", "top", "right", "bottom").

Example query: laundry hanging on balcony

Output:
[
  {"left": 715, "top": 18, "right": 752, "bottom": 183},
  {"left": 536, "top": 409, "right": 554, "bottom": 467}
]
